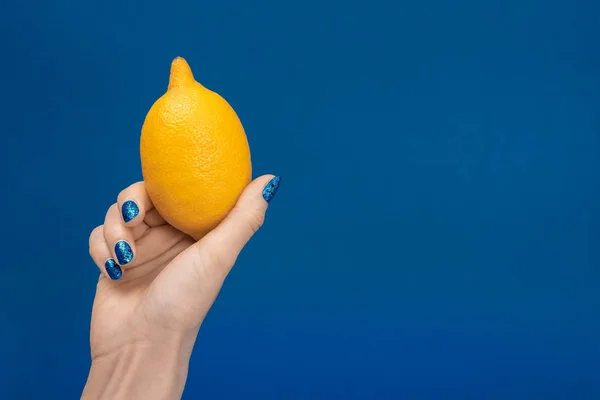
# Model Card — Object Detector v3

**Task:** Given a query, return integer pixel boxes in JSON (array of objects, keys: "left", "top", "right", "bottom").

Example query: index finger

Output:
[{"left": 117, "top": 181, "right": 155, "bottom": 227}]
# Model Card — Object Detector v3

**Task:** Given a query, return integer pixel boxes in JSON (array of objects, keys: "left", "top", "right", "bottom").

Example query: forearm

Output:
[{"left": 81, "top": 341, "right": 191, "bottom": 400}]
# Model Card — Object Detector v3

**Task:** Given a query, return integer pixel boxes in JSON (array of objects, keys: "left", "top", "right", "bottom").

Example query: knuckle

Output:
[
  {"left": 236, "top": 207, "right": 265, "bottom": 234},
  {"left": 89, "top": 225, "right": 104, "bottom": 247},
  {"left": 249, "top": 211, "right": 265, "bottom": 233},
  {"left": 116, "top": 191, "right": 126, "bottom": 204},
  {"left": 104, "top": 204, "right": 123, "bottom": 232},
  {"left": 88, "top": 241, "right": 101, "bottom": 261},
  {"left": 104, "top": 204, "right": 119, "bottom": 225},
  {"left": 107, "top": 203, "right": 118, "bottom": 214},
  {"left": 119, "top": 181, "right": 146, "bottom": 204},
  {"left": 117, "top": 182, "right": 140, "bottom": 202}
]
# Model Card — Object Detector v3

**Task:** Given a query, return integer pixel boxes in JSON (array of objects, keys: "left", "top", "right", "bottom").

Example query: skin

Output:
[{"left": 81, "top": 174, "right": 277, "bottom": 400}]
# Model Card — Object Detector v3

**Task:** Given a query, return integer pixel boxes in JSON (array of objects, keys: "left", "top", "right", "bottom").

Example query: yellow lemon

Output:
[{"left": 140, "top": 57, "right": 252, "bottom": 240}]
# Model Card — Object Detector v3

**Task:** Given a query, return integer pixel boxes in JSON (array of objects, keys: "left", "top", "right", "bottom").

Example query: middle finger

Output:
[{"left": 103, "top": 203, "right": 136, "bottom": 267}]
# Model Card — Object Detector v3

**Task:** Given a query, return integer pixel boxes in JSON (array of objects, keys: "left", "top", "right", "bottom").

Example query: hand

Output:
[{"left": 81, "top": 175, "right": 281, "bottom": 400}]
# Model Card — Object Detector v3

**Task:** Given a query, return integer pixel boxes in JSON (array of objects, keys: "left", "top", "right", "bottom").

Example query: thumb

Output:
[
  {"left": 198, "top": 174, "right": 281, "bottom": 273},
  {"left": 163, "top": 175, "right": 281, "bottom": 301},
  {"left": 147, "top": 175, "right": 281, "bottom": 332}
]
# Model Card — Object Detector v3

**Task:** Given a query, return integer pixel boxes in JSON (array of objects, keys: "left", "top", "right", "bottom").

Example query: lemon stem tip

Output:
[{"left": 168, "top": 57, "right": 195, "bottom": 90}]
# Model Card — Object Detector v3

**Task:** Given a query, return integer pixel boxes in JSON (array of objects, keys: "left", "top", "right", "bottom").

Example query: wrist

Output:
[{"left": 81, "top": 337, "right": 193, "bottom": 400}]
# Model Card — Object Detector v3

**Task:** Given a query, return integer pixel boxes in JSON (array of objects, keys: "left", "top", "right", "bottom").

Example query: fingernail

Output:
[
  {"left": 105, "top": 259, "right": 123, "bottom": 280},
  {"left": 121, "top": 200, "right": 139, "bottom": 223},
  {"left": 262, "top": 176, "right": 281, "bottom": 203},
  {"left": 115, "top": 240, "right": 134, "bottom": 265}
]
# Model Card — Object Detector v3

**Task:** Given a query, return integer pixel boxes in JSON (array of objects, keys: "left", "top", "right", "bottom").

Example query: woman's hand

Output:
[{"left": 81, "top": 175, "right": 281, "bottom": 400}]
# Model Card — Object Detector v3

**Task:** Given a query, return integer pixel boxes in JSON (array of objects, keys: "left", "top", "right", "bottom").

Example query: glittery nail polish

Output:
[
  {"left": 115, "top": 241, "right": 134, "bottom": 265},
  {"left": 262, "top": 176, "right": 281, "bottom": 203},
  {"left": 105, "top": 259, "right": 123, "bottom": 280},
  {"left": 121, "top": 200, "right": 139, "bottom": 223}
]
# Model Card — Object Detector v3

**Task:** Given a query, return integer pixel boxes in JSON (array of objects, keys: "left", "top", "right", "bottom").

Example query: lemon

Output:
[{"left": 140, "top": 57, "right": 252, "bottom": 240}]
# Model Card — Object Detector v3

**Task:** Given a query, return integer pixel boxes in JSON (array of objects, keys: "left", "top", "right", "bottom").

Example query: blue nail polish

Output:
[
  {"left": 115, "top": 241, "right": 134, "bottom": 265},
  {"left": 121, "top": 200, "right": 139, "bottom": 223},
  {"left": 105, "top": 259, "right": 123, "bottom": 280},
  {"left": 262, "top": 176, "right": 281, "bottom": 203}
]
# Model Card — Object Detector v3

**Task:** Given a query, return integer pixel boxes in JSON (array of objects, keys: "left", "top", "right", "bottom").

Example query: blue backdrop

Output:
[{"left": 1, "top": 0, "right": 599, "bottom": 398}]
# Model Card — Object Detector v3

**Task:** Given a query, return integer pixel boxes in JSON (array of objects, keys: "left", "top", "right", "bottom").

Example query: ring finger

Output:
[{"left": 89, "top": 225, "right": 123, "bottom": 280}]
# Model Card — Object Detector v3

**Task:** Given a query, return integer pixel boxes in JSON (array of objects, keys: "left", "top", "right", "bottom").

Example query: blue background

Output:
[{"left": 1, "top": 0, "right": 599, "bottom": 398}]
